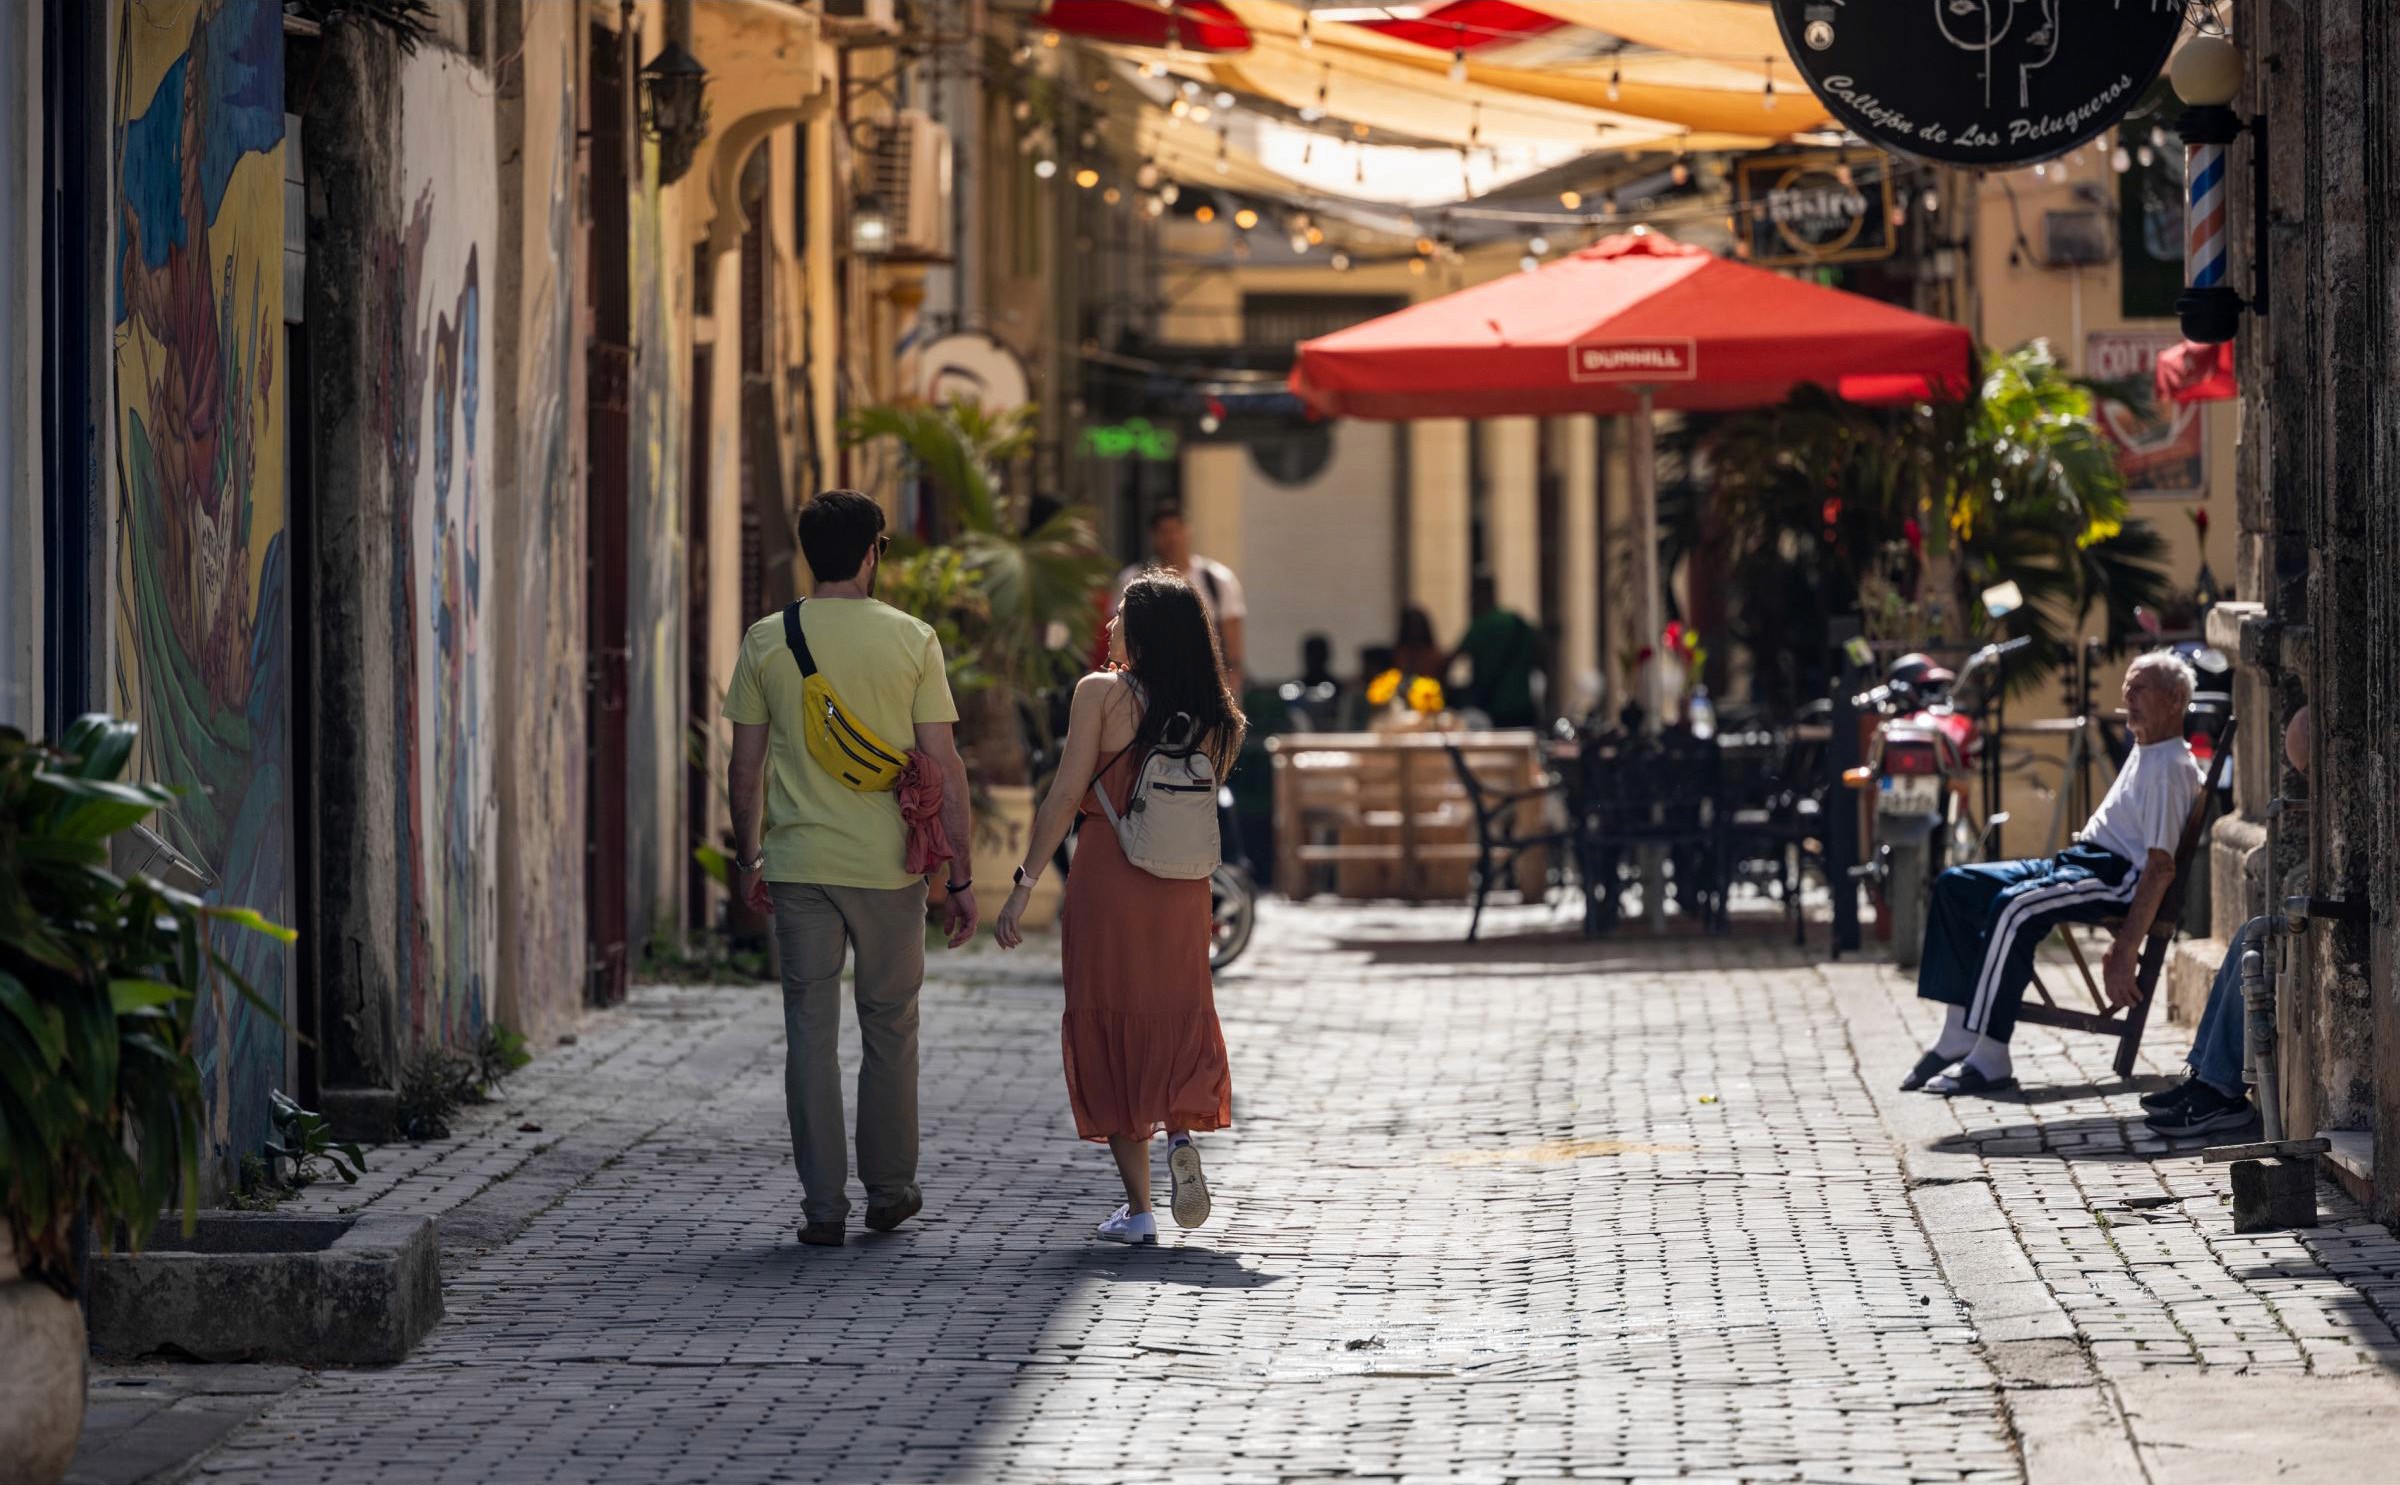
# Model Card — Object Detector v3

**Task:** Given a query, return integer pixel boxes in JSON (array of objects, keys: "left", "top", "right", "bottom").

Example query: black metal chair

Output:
[
  {"left": 1724, "top": 725, "right": 1830, "bottom": 946},
  {"left": 1443, "top": 741, "right": 1587, "bottom": 943},
  {"left": 1578, "top": 729, "right": 1731, "bottom": 934}
]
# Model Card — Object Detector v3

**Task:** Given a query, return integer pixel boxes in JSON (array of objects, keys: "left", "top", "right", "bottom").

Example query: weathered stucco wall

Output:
[
  {"left": 490, "top": 0, "right": 587, "bottom": 1045},
  {"left": 111, "top": 0, "right": 290, "bottom": 1176},
  {"left": 304, "top": 21, "right": 506, "bottom": 1092},
  {"left": 392, "top": 42, "right": 500, "bottom": 1049}
]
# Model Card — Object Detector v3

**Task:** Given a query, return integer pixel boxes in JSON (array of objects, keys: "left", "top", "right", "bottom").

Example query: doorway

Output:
[{"left": 584, "top": 20, "right": 634, "bottom": 1005}]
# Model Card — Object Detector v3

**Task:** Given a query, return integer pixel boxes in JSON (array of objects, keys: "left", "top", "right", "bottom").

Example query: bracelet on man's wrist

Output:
[{"left": 945, "top": 878, "right": 973, "bottom": 894}]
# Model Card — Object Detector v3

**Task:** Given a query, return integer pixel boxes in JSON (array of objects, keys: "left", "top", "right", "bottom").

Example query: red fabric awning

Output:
[
  {"left": 1291, "top": 232, "right": 1975, "bottom": 420},
  {"left": 1037, "top": 0, "right": 1251, "bottom": 53},
  {"left": 2155, "top": 338, "right": 2237, "bottom": 405}
]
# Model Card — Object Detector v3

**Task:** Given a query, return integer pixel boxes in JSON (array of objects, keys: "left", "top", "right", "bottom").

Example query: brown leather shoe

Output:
[
  {"left": 798, "top": 1219, "right": 846, "bottom": 1247},
  {"left": 864, "top": 1192, "right": 922, "bottom": 1233}
]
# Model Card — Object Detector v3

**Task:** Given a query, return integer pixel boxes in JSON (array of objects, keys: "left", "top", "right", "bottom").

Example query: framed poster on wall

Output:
[{"left": 2087, "top": 330, "right": 2204, "bottom": 499}]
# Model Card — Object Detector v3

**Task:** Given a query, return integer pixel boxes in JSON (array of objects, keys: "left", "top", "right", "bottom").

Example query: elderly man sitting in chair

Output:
[{"left": 1901, "top": 650, "right": 2203, "bottom": 1097}]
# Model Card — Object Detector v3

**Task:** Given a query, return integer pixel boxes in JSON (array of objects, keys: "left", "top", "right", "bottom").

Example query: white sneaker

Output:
[
  {"left": 1168, "top": 1141, "right": 1211, "bottom": 1229},
  {"left": 1094, "top": 1205, "right": 1158, "bottom": 1245}
]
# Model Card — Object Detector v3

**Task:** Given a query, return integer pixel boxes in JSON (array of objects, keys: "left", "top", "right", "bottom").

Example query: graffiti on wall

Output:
[
  {"left": 502, "top": 17, "right": 586, "bottom": 1039},
  {"left": 377, "top": 49, "right": 498, "bottom": 1048},
  {"left": 112, "top": 0, "right": 289, "bottom": 1164}
]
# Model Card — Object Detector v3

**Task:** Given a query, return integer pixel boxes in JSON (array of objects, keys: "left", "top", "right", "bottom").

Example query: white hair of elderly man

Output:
[{"left": 2124, "top": 649, "right": 2196, "bottom": 709}]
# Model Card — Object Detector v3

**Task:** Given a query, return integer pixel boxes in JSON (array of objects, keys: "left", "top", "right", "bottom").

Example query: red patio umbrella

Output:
[{"left": 1291, "top": 230, "right": 1973, "bottom": 713}]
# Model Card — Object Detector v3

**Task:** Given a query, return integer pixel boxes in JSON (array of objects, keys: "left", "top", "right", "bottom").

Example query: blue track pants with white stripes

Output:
[{"left": 1914, "top": 842, "right": 2138, "bottom": 1041}]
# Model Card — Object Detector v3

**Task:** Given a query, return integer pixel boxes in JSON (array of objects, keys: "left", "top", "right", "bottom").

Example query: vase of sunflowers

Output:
[{"left": 1365, "top": 669, "right": 1449, "bottom": 732}]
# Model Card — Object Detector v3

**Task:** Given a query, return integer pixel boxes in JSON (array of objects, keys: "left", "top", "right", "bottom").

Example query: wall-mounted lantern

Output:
[
  {"left": 641, "top": 40, "right": 709, "bottom": 185},
  {"left": 850, "top": 191, "right": 892, "bottom": 257},
  {"left": 2172, "top": 34, "right": 2264, "bottom": 345}
]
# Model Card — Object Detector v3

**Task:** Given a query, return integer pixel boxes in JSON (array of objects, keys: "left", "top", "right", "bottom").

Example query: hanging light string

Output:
[
  {"left": 993, "top": 30, "right": 1935, "bottom": 247},
  {"left": 1211, "top": 2, "right": 1810, "bottom": 77}
]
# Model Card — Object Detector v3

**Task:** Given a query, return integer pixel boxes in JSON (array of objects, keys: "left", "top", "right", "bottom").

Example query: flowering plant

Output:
[
  {"left": 1366, "top": 669, "right": 1445, "bottom": 714},
  {"left": 1662, "top": 621, "right": 1707, "bottom": 688}
]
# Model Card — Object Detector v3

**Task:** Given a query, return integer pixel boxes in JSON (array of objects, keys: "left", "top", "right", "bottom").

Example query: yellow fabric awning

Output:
[
  {"left": 1215, "top": 0, "right": 1819, "bottom": 141},
  {"left": 1513, "top": 0, "right": 1795, "bottom": 65}
]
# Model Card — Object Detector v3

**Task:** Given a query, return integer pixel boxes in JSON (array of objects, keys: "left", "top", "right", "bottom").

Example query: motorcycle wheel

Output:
[
  {"left": 1208, "top": 864, "right": 1256, "bottom": 972},
  {"left": 1886, "top": 840, "right": 1929, "bottom": 971}
]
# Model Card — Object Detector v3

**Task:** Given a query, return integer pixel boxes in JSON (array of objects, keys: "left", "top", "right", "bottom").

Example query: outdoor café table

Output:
[{"left": 1266, "top": 729, "right": 1550, "bottom": 903}]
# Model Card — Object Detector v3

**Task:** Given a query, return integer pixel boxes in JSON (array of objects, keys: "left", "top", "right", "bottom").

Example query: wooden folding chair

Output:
[{"left": 2016, "top": 716, "right": 2235, "bottom": 1079}]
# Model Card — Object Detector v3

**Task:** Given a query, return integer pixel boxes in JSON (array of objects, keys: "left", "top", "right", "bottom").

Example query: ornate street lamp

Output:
[{"left": 641, "top": 40, "right": 709, "bottom": 185}]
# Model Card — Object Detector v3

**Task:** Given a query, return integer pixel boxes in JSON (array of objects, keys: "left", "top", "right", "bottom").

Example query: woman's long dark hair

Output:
[{"left": 1118, "top": 570, "right": 1247, "bottom": 774}]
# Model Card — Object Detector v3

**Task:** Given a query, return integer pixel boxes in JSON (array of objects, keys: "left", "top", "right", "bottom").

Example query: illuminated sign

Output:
[{"left": 1079, "top": 418, "right": 1181, "bottom": 462}]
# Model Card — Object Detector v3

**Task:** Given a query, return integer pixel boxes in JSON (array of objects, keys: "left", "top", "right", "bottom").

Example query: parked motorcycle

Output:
[{"left": 1846, "top": 638, "right": 2028, "bottom": 968}]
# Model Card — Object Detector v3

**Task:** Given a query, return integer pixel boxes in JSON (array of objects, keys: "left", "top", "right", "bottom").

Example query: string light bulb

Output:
[
  {"left": 1074, "top": 167, "right": 1099, "bottom": 189},
  {"left": 1216, "top": 127, "right": 1230, "bottom": 174},
  {"left": 1103, "top": 186, "right": 1122, "bottom": 205},
  {"left": 1449, "top": 25, "right": 1467, "bottom": 83},
  {"left": 1762, "top": 59, "right": 1777, "bottom": 111},
  {"left": 1040, "top": 29, "right": 1059, "bottom": 47},
  {"left": 2112, "top": 144, "right": 2133, "bottom": 172},
  {"left": 1331, "top": 249, "right": 1352, "bottom": 271},
  {"left": 1300, "top": 13, "right": 1313, "bottom": 51},
  {"left": 1214, "top": 90, "right": 1235, "bottom": 110},
  {"left": 1408, "top": 255, "right": 1428, "bottom": 276},
  {"left": 1529, "top": 235, "right": 1550, "bottom": 255},
  {"left": 1560, "top": 189, "right": 1582, "bottom": 210},
  {"left": 1033, "top": 158, "right": 1058, "bottom": 180},
  {"left": 1159, "top": 182, "right": 1180, "bottom": 205},
  {"left": 1607, "top": 60, "right": 1621, "bottom": 103},
  {"left": 1137, "top": 160, "right": 1160, "bottom": 190},
  {"left": 1166, "top": 15, "right": 1183, "bottom": 55},
  {"left": 1233, "top": 207, "right": 1258, "bottom": 230},
  {"left": 1671, "top": 136, "right": 1692, "bottom": 186},
  {"left": 1194, "top": 203, "right": 1215, "bottom": 223},
  {"left": 1921, "top": 187, "right": 1940, "bottom": 214}
]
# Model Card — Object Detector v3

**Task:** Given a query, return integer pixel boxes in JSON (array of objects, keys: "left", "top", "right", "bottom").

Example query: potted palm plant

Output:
[
  {"left": 845, "top": 402, "right": 1114, "bottom": 927},
  {"left": 0, "top": 715, "right": 290, "bottom": 1484}
]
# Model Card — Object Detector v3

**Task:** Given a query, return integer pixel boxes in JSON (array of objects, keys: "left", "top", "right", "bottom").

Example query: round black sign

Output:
[{"left": 1771, "top": 1, "right": 2187, "bottom": 169}]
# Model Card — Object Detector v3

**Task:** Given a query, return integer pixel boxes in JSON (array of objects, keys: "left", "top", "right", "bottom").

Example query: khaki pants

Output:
[{"left": 769, "top": 881, "right": 926, "bottom": 1225}]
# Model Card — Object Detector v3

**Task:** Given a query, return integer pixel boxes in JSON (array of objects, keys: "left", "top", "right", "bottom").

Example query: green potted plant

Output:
[
  {"left": 845, "top": 402, "right": 1113, "bottom": 928},
  {"left": 0, "top": 715, "right": 290, "bottom": 1484}
]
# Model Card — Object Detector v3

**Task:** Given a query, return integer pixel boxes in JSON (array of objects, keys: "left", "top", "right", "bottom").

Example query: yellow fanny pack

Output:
[{"left": 784, "top": 599, "right": 908, "bottom": 792}]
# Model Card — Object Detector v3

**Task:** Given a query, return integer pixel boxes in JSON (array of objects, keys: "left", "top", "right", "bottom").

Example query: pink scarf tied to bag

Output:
[{"left": 897, "top": 751, "right": 955, "bottom": 878}]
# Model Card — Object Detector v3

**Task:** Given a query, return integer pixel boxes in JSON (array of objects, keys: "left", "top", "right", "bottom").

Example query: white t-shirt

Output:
[
  {"left": 2079, "top": 738, "right": 2203, "bottom": 866},
  {"left": 1115, "top": 555, "right": 1246, "bottom": 625}
]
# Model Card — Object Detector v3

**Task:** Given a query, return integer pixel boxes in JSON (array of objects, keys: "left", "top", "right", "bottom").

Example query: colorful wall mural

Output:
[
  {"left": 112, "top": 0, "right": 290, "bottom": 1169},
  {"left": 495, "top": 8, "right": 587, "bottom": 1042},
  {"left": 385, "top": 48, "right": 500, "bottom": 1048}
]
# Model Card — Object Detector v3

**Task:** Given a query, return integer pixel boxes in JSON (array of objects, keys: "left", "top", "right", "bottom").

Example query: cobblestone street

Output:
[{"left": 79, "top": 904, "right": 2400, "bottom": 1484}]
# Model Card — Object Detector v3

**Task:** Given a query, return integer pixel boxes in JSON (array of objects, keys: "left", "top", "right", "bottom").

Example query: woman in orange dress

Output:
[{"left": 994, "top": 571, "right": 1243, "bottom": 1244}]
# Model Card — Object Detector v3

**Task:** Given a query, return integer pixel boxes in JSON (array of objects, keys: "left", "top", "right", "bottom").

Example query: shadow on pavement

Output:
[
  {"left": 1933, "top": 1110, "right": 2253, "bottom": 1163},
  {"left": 1035, "top": 1243, "right": 1284, "bottom": 1289}
]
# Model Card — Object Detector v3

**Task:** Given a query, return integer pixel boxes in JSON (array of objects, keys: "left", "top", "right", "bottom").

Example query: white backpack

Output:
[{"left": 1094, "top": 708, "right": 1222, "bottom": 881}]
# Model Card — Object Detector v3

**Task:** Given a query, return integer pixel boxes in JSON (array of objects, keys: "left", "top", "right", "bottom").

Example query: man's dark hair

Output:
[
  {"left": 797, "top": 489, "right": 885, "bottom": 583},
  {"left": 1150, "top": 502, "right": 1187, "bottom": 529},
  {"left": 1471, "top": 576, "right": 1498, "bottom": 615}
]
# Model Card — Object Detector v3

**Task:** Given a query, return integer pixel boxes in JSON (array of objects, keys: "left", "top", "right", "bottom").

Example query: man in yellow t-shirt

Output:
[{"left": 724, "top": 490, "right": 975, "bottom": 1248}]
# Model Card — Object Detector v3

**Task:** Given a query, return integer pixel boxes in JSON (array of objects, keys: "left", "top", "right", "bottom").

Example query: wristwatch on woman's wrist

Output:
[{"left": 1012, "top": 864, "right": 1040, "bottom": 890}]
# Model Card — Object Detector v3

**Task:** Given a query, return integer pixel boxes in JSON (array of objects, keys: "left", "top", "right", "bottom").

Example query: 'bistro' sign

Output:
[
  {"left": 1734, "top": 150, "right": 1896, "bottom": 267},
  {"left": 1770, "top": 1, "right": 2186, "bottom": 170}
]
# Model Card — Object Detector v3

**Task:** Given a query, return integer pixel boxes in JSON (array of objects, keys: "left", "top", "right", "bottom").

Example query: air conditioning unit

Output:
[
  {"left": 864, "top": 110, "right": 954, "bottom": 261},
  {"left": 2041, "top": 209, "right": 2112, "bottom": 268},
  {"left": 821, "top": 0, "right": 902, "bottom": 36}
]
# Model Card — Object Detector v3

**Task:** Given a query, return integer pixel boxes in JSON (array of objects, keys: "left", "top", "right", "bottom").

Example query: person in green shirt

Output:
[
  {"left": 1453, "top": 578, "right": 1544, "bottom": 730},
  {"left": 723, "top": 490, "right": 975, "bottom": 1248}
]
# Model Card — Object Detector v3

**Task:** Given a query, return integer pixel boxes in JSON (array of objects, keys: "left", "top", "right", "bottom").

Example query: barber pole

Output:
[{"left": 2186, "top": 139, "right": 2228, "bottom": 291}]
